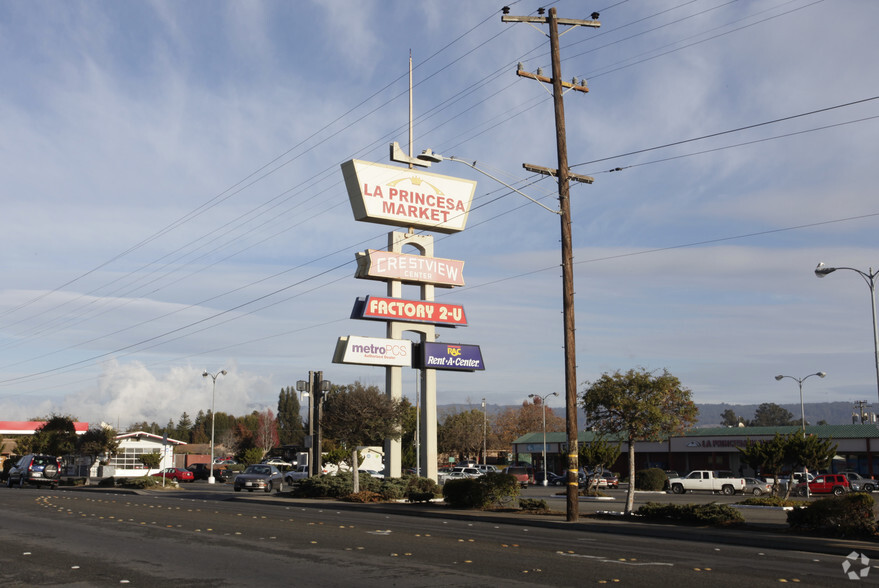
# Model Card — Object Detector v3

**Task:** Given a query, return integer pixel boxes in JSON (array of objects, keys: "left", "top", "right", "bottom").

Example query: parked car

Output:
[
  {"left": 793, "top": 473, "right": 850, "bottom": 496},
  {"left": 233, "top": 464, "right": 284, "bottom": 493},
  {"left": 284, "top": 465, "right": 310, "bottom": 485},
  {"left": 842, "top": 472, "right": 876, "bottom": 493},
  {"left": 7, "top": 454, "right": 61, "bottom": 489},
  {"left": 359, "top": 469, "right": 384, "bottom": 479},
  {"left": 186, "top": 463, "right": 227, "bottom": 482},
  {"left": 600, "top": 471, "right": 619, "bottom": 489},
  {"left": 450, "top": 466, "right": 482, "bottom": 478},
  {"left": 503, "top": 466, "right": 534, "bottom": 487},
  {"left": 744, "top": 477, "right": 773, "bottom": 496},
  {"left": 152, "top": 467, "right": 195, "bottom": 483},
  {"left": 261, "top": 458, "right": 292, "bottom": 467},
  {"left": 476, "top": 464, "right": 499, "bottom": 474},
  {"left": 214, "top": 457, "right": 238, "bottom": 465}
]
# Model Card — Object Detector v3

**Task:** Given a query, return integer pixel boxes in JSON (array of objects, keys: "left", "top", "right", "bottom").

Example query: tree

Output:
[
  {"left": 277, "top": 386, "right": 304, "bottom": 446},
  {"left": 738, "top": 434, "right": 791, "bottom": 496},
  {"left": 579, "top": 435, "right": 621, "bottom": 492},
  {"left": 77, "top": 425, "right": 119, "bottom": 465},
  {"left": 720, "top": 408, "right": 742, "bottom": 427},
  {"left": 175, "top": 412, "right": 193, "bottom": 442},
  {"left": 139, "top": 451, "right": 161, "bottom": 476},
  {"left": 31, "top": 414, "right": 79, "bottom": 457},
  {"left": 321, "top": 382, "right": 405, "bottom": 493},
  {"left": 581, "top": 368, "right": 698, "bottom": 514},
  {"left": 750, "top": 403, "right": 794, "bottom": 427},
  {"left": 438, "top": 409, "right": 484, "bottom": 462},
  {"left": 255, "top": 409, "right": 279, "bottom": 455},
  {"left": 494, "top": 399, "right": 565, "bottom": 449}
]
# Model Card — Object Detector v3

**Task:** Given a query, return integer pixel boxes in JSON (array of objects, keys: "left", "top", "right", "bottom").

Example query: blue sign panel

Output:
[{"left": 421, "top": 342, "right": 485, "bottom": 371}]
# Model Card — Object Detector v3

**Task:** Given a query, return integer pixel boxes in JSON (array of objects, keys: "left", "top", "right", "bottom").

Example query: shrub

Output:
[
  {"left": 442, "top": 478, "right": 484, "bottom": 508},
  {"left": 787, "top": 493, "right": 877, "bottom": 537},
  {"left": 636, "top": 502, "right": 744, "bottom": 526},
  {"left": 343, "top": 490, "right": 383, "bottom": 503},
  {"left": 635, "top": 468, "right": 668, "bottom": 491},
  {"left": 739, "top": 496, "right": 806, "bottom": 508},
  {"left": 519, "top": 498, "right": 549, "bottom": 512},
  {"left": 98, "top": 476, "right": 117, "bottom": 487},
  {"left": 406, "top": 476, "right": 440, "bottom": 502},
  {"left": 126, "top": 476, "right": 172, "bottom": 489},
  {"left": 480, "top": 472, "right": 520, "bottom": 506},
  {"left": 442, "top": 474, "right": 519, "bottom": 509}
]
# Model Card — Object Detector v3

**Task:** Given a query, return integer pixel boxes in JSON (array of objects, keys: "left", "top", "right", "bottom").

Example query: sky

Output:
[{"left": 1, "top": 0, "right": 877, "bottom": 429}]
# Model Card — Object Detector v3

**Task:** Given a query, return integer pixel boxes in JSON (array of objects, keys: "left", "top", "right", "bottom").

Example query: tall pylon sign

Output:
[{"left": 336, "top": 157, "right": 484, "bottom": 480}]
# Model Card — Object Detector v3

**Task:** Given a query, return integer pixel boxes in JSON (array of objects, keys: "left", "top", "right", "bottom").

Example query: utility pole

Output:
[
  {"left": 503, "top": 7, "right": 599, "bottom": 522},
  {"left": 853, "top": 400, "right": 872, "bottom": 424}
]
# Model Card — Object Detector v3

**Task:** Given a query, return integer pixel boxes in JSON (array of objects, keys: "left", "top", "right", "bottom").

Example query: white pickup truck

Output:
[{"left": 667, "top": 470, "right": 747, "bottom": 495}]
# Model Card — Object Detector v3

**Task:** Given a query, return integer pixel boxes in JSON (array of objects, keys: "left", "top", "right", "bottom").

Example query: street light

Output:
[
  {"left": 202, "top": 369, "right": 227, "bottom": 484},
  {"left": 815, "top": 262, "right": 879, "bottom": 404},
  {"left": 529, "top": 392, "right": 559, "bottom": 486},
  {"left": 481, "top": 398, "right": 487, "bottom": 467},
  {"left": 775, "top": 371, "right": 826, "bottom": 499},
  {"left": 774, "top": 372, "right": 826, "bottom": 437}
]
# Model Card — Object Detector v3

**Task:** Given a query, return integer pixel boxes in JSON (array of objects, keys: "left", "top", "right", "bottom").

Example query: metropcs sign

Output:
[
  {"left": 333, "top": 336, "right": 412, "bottom": 367},
  {"left": 341, "top": 159, "right": 477, "bottom": 233}
]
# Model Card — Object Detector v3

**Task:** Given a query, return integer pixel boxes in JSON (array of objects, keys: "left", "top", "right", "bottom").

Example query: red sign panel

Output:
[{"left": 352, "top": 296, "right": 467, "bottom": 327}]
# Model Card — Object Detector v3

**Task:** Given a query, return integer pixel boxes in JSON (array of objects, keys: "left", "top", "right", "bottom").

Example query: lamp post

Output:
[
  {"left": 481, "top": 398, "right": 487, "bottom": 467},
  {"left": 775, "top": 371, "right": 826, "bottom": 498},
  {"left": 774, "top": 372, "right": 826, "bottom": 437},
  {"left": 529, "top": 392, "right": 559, "bottom": 486},
  {"left": 202, "top": 369, "right": 227, "bottom": 484},
  {"left": 296, "top": 379, "right": 311, "bottom": 475},
  {"left": 815, "top": 263, "right": 879, "bottom": 404}
]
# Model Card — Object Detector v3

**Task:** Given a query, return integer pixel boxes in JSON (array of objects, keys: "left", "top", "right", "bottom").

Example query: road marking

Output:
[{"left": 558, "top": 552, "right": 672, "bottom": 567}]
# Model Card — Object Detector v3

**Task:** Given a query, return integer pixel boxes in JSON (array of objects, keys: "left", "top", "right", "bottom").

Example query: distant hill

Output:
[{"left": 438, "top": 401, "right": 871, "bottom": 429}]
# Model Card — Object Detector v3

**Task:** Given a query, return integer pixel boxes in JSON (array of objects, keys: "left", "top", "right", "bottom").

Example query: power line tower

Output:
[{"left": 502, "top": 6, "right": 600, "bottom": 522}]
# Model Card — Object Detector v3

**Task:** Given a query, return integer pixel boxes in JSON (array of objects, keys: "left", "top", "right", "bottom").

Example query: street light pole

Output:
[
  {"left": 815, "top": 263, "right": 879, "bottom": 404},
  {"left": 774, "top": 372, "right": 826, "bottom": 438},
  {"left": 481, "top": 398, "right": 487, "bottom": 467},
  {"left": 775, "top": 371, "right": 825, "bottom": 499},
  {"left": 202, "top": 369, "right": 227, "bottom": 484},
  {"left": 529, "top": 392, "right": 559, "bottom": 486}
]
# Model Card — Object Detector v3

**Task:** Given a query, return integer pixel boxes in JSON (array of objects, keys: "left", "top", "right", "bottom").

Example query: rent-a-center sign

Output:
[{"left": 341, "top": 159, "right": 477, "bottom": 233}]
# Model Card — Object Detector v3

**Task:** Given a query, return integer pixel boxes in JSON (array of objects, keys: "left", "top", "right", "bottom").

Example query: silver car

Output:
[
  {"left": 233, "top": 465, "right": 284, "bottom": 493},
  {"left": 744, "top": 477, "right": 773, "bottom": 496}
]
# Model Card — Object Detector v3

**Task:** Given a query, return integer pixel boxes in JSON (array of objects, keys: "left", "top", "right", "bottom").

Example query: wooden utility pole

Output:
[{"left": 503, "top": 7, "right": 599, "bottom": 522}]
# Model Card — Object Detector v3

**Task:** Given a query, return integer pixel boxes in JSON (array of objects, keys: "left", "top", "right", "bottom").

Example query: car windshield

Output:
[{"left": 247, "top": 466, "right": 271, "bottom": 475}]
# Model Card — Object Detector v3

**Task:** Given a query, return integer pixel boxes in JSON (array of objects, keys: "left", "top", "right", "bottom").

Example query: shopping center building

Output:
[{"left": 512, "top": 424, "right": 879, "bottom": 477}]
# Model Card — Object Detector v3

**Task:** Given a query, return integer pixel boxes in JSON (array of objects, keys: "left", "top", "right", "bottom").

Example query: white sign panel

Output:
[
  {"left": 333, "top": 336, "right": 413, "bottom": 367},
  {"left": 341, "top": 159, "right": 477, "bottom": 233}
]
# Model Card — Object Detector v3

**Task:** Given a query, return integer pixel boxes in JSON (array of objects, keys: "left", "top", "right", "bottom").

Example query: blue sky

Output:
[{"left": 1, "top": 0, "right": 877, "bottom": 428}]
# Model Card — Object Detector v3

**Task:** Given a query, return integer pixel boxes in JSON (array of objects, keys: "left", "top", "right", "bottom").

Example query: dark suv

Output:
[
  {"left": 186, "top": 463, "right": 227, "bottom": 482},
  {"left": 7, "top": 454, "right": 62, "bottom": 489}
]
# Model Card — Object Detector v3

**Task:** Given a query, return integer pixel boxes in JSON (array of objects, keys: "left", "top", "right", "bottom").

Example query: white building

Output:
[{"left": 109, "top": 431, "right": 187, "bottom": 477}]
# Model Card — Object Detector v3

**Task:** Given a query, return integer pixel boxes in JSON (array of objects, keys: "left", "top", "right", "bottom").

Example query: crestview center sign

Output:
[{"left": 341, "top": 159, "right": 477, "bottom": 233}]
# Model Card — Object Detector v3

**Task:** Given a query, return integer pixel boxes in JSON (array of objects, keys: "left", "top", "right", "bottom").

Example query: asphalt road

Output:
[{"left": 1, "top": 483, "right": 873, "bottom": 586}]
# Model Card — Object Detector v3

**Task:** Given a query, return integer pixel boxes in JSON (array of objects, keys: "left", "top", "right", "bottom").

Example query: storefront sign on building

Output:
[
  {"left": 355, "top": 249, "right": 465, "bottom": 287},
  {"left": 352, "top": 296, "right": 468, "bottom": 327},
  {"left": 341, "top": 159, "right": 477, "bottom": 233}
]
